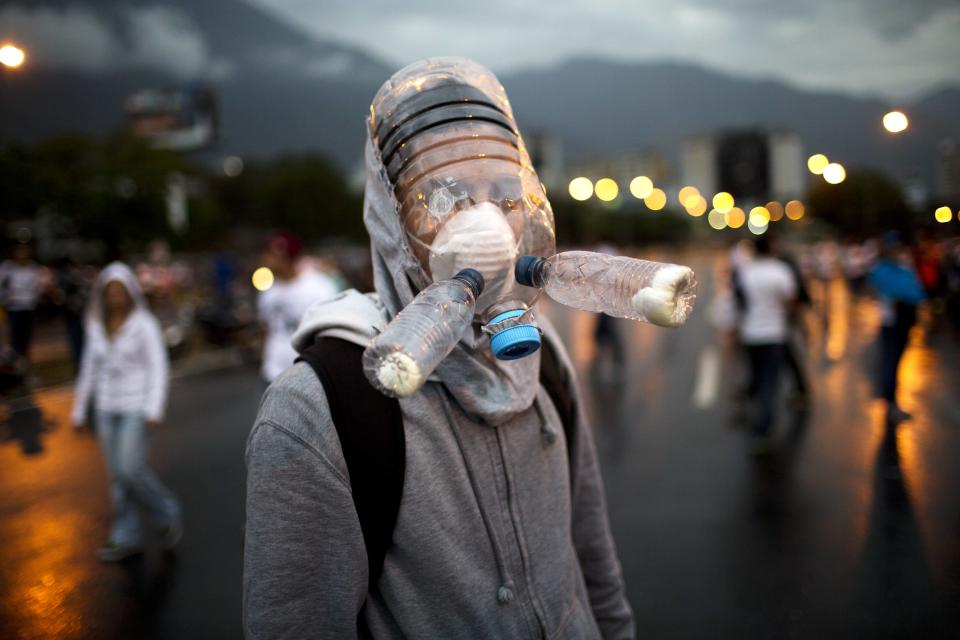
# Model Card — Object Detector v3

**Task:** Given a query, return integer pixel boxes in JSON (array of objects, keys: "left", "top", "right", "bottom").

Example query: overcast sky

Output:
[{"left": 250, "top": 0, "right": 960, "bottom": 99}]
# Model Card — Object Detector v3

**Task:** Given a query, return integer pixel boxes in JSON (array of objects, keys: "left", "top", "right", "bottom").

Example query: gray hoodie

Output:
[{"left": 243, "top": 143, "right": 634, "bottom": 639}]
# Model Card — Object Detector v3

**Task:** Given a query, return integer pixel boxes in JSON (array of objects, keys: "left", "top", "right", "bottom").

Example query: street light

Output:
[
  {"left": 823, "top": 162, "right": 846, "bottom": 184},
  {"left": 0, "top": 44, "right": 26, "bottom": 69},
  {"left": 883, "top": 111, "right": 909, "bottom": 134},
  {"left": 934, "top": 206, "right": 953, "bottom": 223}
]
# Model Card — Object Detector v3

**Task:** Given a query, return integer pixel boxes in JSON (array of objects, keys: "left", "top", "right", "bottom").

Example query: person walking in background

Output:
[
  {"left": 54, "top": 255, "right": 92, "bottom": 372},
  {"left": 71, "top": 262, "right": 181, "bottom": 562},
  {"left": 0, "top": 243, "right": 43, "bottom": 372},
  {"left": 257, "top": 232, "right": 337, "bottom": 384},
  {"left": 737, "top": 237, "right": 797, "bottom": 453},
  {"left": 870, "top": 232, "right": 926, "bottom": 424}
]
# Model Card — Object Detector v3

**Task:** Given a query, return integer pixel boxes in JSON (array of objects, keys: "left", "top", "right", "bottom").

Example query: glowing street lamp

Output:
[
  {"left": 594, "top": 178, "right": 619, "bottom": 202},
  {"left": 568, "top": 177, "right": 593, "bottom": 201},
  {"left": 934, "top": 206, "right": 953, "bottom": 223},
  {"left": 823, "top": 163, "right": 846, "bottom": 184},
  {"left": 0, "top": 44, "right": 26, "bottom": 69},
  {"left": 807, "top": 154, "right": 829, "bottom": 175},
  {"left": 883, "top": 111, "right": 909, "bottom": 134}
]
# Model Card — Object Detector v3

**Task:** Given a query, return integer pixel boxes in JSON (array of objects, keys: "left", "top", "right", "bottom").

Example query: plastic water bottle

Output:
[
  {"left": 363, "top": 269, "right": 484, "bottom": 398},
  {"left": 515, "top": 251, "right": 697, "bottom": 327}
]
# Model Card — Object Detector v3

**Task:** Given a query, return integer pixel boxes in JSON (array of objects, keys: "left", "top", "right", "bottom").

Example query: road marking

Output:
[{"left": 692, "top": 345, "right": 720, "bottom": 410}]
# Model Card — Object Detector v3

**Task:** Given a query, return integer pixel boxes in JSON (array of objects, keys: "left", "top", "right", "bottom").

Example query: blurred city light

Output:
[
  {"left": 629, "top": 176, "right": 654, "bottom": 199},
  {"left": 678, "top": 186, "right": 700, "bottom": 208},
  {"left": 0, "top": 44, "right": 26, "bottom": 68},
  {"left": 223, "top": 156, "right": 244, "bottom": 177},
  {"left": 934, "top": 206, "right": 953, "bottom": 223},
  {"left": 595, "top": 178, "right": 619, "bottom": 201},
  {"left": 747, "top": 218, "right": 769, "bottom": 235},
  {"left": 883, "top": 110, "right": 909, "bottom": 134},
  {"left": 252, "top": 267, "right": 275, "bottom": 292},
  {"left": 712, "top": 192, "right": 734, "bottom": 213},
  {"left": 725, "top": 207, "right": 746, "bottom": 229},
  {"left": 749, "top": 206, "right": 771, "bottom": 226},
  {"left": 785, "top": 200, "right": 805, "bottom": 220},
  {"left": 568, "top": 177, "right": 594, "bottom": 201},
  {"left": 707, "top": 209, "right": 727, "bottom": 230},
  {"left": 766, "top": 201, "right": 784, "bottom": 222},
  {"left": 823, "top": 162, "right": 846, "bottom": 184},
  {"left": 686, "top": 195, "right": 708, "bottom": 217},
  {"left": 644, "top": 188, "right": 667, "bottom": 211},
  {"left": 807, "top": 153, "right": 829, "bottom": 175}
]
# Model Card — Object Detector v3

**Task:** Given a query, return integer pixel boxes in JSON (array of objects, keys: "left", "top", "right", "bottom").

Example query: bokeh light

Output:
[
  {"left": 883, "top": 111, "right": 909, "bottom": 134},
  {"left": 934, "top": 206, "right": 953, "bottom": 223},
  {"left": 629, "top": 176, "right": 654, "bottom": 199},
  {"left": 644, "top": 188, "right": 667, "bottom": 211},
  {"left": 807, "top": 154, "right": 829, "bottom": 175},
  {"left": 823, "top": 163, "right": 846, "bottom": 184},
  {"left": 712, "top": 192, "right": 734, "bottom": 213},
  {"left": 686, "top": 195, "right": 708, "bottom": 217},
  {"left": 595, "top": 178, "right": 619, "bottom": 202},
  {"left": 725, "top": 207, "right": 746, "bottom": 229},
  {"left": 252, "top": 267, "right": 275, "bottom": 292},
  {"left": 707, "top": 209, "right": 727, "bottom": 230},
  {"left": 568, "top": 177, "right": 593, "bottom": 201},
  {"left": 749, "top": 206, "right": 771, "bottom": 226},
  {"left": 678, "top": 186, "right": 700, "bottom": 208},
  {"left": 785, "top": 200, "right": 805, "bottom": 220},
  {"left": 747, "top": 219, "right": 768, "bottom": 235},
  {"left": 766, "top": 201, "right": 784, "bottom": 222},
  {"left": 0, "top": 44, "right": 25, "bottom": 68}
]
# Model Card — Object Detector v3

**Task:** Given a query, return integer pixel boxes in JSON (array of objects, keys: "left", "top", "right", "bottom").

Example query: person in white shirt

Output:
[
  {"left": 71, "top": 262, "right": 181, "bottom": 562},
  {"left": 737, "top": 237, "right": 797, "bottom": 450},
  {"left": 257, "top": 233, "right": 338, "bottom": 383},
  {"left": 0, "top": 243, "right": 44, "bottom": 366}
]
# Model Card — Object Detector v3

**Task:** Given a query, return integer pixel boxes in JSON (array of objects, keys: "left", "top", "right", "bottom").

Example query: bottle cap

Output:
[
  {"left": 515, "top": 256, "right": 545, "bottom": 288},
  {"left": 488, "top": 309, "right": 542, "bottom": 360},
  {"left": 452, "top": 268, "right": 485, "bottom": 298}
]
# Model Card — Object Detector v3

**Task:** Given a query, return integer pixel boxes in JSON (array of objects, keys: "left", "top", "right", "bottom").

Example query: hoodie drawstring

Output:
[{"left": 432, "top": 385, "right": 516, "bottom": 605}]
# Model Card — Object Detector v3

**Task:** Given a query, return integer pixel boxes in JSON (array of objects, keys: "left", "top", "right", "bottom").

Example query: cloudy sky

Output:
[{"left": 250, "top": 0, "right": 960, "bottom": 99}]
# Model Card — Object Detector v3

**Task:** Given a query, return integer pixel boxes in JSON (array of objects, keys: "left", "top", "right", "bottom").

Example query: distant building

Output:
[
  {"left": 567, "top": 150, "right": 671, "bottom": 191},
  {"left": 525, "top": 132, "right": 565, "bottom": 193},
  {"left": 936, "top": 138, "right": 960, "bottom": 201},
  {"left": 682, "top": 129, "right": 804, "bottom": 205}
]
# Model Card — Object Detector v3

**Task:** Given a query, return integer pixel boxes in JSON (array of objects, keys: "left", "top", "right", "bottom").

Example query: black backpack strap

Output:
[
  {"left": 538, "top": 337, "right": 578, "bottom": 492},
  {"left": 296, "top": 338, "right": 405, "bottom": 595}
]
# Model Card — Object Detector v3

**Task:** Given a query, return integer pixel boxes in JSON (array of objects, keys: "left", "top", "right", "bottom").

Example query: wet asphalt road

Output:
[{"left": 1, "top": 250, "right": 959, "bottom": 639}]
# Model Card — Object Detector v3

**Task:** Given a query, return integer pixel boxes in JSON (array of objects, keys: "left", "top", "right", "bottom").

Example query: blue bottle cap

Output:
[
  {"left": 515, "top": 256, "right": 545, "bottom": 288},
  {"left": 488, "top": 310, "right": 542, "bottom": 360}
]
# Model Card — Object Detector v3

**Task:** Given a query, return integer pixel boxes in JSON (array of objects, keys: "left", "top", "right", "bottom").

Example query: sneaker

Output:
[
  {"left": 98, "top": 540, "right": 143, "bottom": 562},
  {"left": 158, "top": 520, "right": 183, "bottom": 549}
]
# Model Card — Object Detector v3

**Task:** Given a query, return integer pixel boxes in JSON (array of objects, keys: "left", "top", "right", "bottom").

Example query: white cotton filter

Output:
[
  {"left": 376, "top": 351, "right": 424, "bottom": 397},
  {"left": 631, "top": 264, "right": 696, "bottom": 327},
  {"left": 429, "top": 202, "right": 518, "bottom": 312}
]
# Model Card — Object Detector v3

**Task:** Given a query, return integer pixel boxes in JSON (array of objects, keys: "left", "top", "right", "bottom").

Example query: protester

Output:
[
  {"left": 869, "top": 232, "right": 926, "bottom": 424},
  {"left": 736, "top": 236, "right": 797, "bottom": 452},
  {"left": 244, "top": 59, "right": 634, "bottom": 639},
  {"left": 256, "top": 232, "right": 338, "bottom": 384},
  {"left": 0, "top": 243, "right": 44, "bottom": 369},
  {"left": 53, "top": 255, "right": 92, "bottom": 372},
  {"left": 71, "top": 262, "right": 181, "bottom": 562}
]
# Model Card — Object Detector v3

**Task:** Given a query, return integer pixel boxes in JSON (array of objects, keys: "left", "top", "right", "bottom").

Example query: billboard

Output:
[{"left": 126, "top": 85, "right": 218, "bottom": 152}]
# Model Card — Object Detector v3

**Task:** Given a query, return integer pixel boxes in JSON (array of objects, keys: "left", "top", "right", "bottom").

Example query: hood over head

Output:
[
  {"left": 303, "top": 58, "right": 556, "bottom": 424},
  {"left": 86, "top": 261, "right": 148, "bottom": 325}
]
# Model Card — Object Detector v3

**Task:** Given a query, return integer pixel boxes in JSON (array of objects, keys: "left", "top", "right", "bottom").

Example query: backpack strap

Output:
[
  {"left": 296, "top": 338, "right": 405, "bottom": 594},
  {"left": 537, "top": 337, "right": 579, "bottom": 492}
]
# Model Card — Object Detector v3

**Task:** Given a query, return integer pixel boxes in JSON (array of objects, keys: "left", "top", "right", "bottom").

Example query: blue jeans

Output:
[
  {"left": 95, "top": 411, "right": 180, "bottom": 546},
  {"left": 745, "top": 343, "right": 785, "bottom": 438}
]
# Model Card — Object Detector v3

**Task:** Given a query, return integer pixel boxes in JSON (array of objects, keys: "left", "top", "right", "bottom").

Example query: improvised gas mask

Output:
[{"left": 369, "top": 58, "right": 555, "bottom": 360}]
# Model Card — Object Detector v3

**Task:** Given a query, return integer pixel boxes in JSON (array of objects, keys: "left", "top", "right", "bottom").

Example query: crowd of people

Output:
[{"left": 710, "top": 231, "right": 960, "bottom": 455}]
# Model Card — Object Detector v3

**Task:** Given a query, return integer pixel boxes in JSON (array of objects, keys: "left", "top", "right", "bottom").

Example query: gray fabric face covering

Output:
[{"left": 362, "top": 139, "right": 542, "bottom": 427}]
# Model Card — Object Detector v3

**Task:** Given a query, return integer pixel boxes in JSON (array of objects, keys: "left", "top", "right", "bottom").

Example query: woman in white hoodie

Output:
[{"left": 71, "top": 262, "right": 181, "bottom": 562}]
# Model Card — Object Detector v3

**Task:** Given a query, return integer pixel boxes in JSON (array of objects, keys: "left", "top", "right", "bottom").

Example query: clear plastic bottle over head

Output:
[
  {"left": 515, "top": 251, "right": 697, "bottom": 327},
  {"left": 363, "top": 269, "right": 484, "bottom": 398}
]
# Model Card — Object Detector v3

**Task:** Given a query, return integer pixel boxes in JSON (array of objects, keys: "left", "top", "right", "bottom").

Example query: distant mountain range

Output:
[{"left": 2, "top": 0, "right": 958, "bottom": 192}]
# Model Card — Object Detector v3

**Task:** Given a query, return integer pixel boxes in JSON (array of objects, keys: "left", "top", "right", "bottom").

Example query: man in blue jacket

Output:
[{"left": 869, "top": 232, "right": 926, "bottom": 424}]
